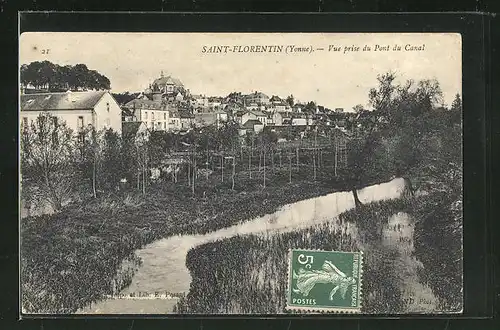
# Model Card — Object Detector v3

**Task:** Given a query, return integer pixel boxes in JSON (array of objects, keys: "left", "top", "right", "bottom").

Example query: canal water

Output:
[{"left": 78, "top": 178, "right": 409, "bottom": 314}]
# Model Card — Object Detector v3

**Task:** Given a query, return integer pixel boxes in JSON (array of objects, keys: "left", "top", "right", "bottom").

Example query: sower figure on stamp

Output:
[{"left": 293, "top": 260, "right": 356, "bottom": 300}]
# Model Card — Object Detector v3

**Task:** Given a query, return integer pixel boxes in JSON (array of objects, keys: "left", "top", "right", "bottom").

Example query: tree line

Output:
[
  {"left": 20, "top": 61, "right": 111, "bottom": 92},
  {"left": 344, "top": 73, "right": 462, "bottom": 207},
  {"left": 20, "top": 112, "right": 345, "bottom": 213}
]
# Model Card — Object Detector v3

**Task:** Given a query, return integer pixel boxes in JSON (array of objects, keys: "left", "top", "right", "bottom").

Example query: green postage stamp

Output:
[{"left": 286, "top": 249, "right": 363, "bottom": 313}]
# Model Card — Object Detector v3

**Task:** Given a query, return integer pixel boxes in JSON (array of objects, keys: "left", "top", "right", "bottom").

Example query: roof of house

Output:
[
  {"left": 124, "top": 98, "right": 164, "bottom": 110},
  {"left": 247, "top": 91, "right": 268, "bottom": 99},
  {"left": 122, "top": 121, "right": 144, "bottom": 138},
  {"left": 249, "top": 110, "right": 266, "bottom": 117},
  {"left": 242, "top": 119, "right": 264, "bottom": 129},
  {"left": 278, "top": 111, "right": 292, "bottom": 118},
  {"left": 152, "top": 75, "right": 184, "bottom": 88},
  {"left": 270, "top": 95, "right": 282, "bottom": 102},
  {"left": 169, "top": 109, "right": 180, "bottom": 117},
  {"left": 194, "top": 112, "right": 218, "bottom": 125},
  {"left": 179, "top": 111, "right": 194, "bottom": 119},
  {"left": 21, "top": 91, "right": 107, "bottom": 111},
  {"left": 122, "top": 107, "right": 137, "bottom": 117}
]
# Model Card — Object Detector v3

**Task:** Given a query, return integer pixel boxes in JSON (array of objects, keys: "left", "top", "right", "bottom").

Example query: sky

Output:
[{"left": 20, "top": 32, "right": 461, "bottom": 111}]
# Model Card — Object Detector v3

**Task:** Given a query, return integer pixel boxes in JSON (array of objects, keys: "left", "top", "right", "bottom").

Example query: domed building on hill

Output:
[
  {"left": 122, "top": 71, "right": 190, "bottom": 132},
  {"left": 145, "top": 71, "right": 187, "bottom": 101}
]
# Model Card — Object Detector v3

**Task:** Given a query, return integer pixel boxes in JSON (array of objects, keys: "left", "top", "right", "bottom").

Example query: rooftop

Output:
[
  {"left": 124, "top": 98, "right": 167, "bottom": 110},
  {"left": 152, "top": 74, "right": 184, "bottom": 88},
  {"left": 242, "top": 119, "right": 264, "bottom": 129},
  {"left": 122, "top": 121, "right": 144, "bottom": 138},
  {"left": 21, "top": 91, "right": 108, "bottom": 111}
]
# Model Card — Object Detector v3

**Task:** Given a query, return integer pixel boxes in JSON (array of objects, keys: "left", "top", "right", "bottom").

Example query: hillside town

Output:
[
  {"left": 118, "top": 71, "right": 348, "bottom": 133},
  {"left": 21, "top": 70, "right": 355, "bottom": 138},
  {"left": 20, "top": 69, "right": 359, "bottom": 192}
]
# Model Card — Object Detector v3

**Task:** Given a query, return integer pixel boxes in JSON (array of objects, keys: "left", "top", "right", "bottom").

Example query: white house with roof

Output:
[
  {"left": 123, "top": 98, "right": 172, "bottom": 131},
  {"left": 266, "top": 111, "right": 284, "bottom": 126},
  {"left": 245, "top": 91, "right": 270, "bottom": 105},
  {"left": 236, "top": 110, "right": 267, "bottom": 126},
  {"left": 194, "top": 111, "right": 228, "bottom": 128},
  {"left": 191, "top": 94, "right": 209, "bottom": 107},
  {"left": 20, "top": 90, "right": 122, "bottom": 134},
  {"left": 240, "top": 119, "right": 264, "bottom": 134}
]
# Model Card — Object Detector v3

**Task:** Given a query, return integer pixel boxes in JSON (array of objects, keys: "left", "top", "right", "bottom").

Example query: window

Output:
[
  {"left": 37, "top": 116, "right": 47, "bottom": 127},
  {"left": 78, "top": 116, "right": 84, "bottom": 129},
  {"left": 106, "top": 102, "right": 110, "bottom": 112},
  {"left": 164, "top": 122, "right": 166, "bottom": 129},
  {"left": 144, "top": 112, "right": 148, "bottom": 120},
  {"left": 78, "top": 132, "right": 85, "bottom": 146},
  {"left": 22, "top": 117, "right": 28, "bottom": 127},
  {"left": 150, "top": 121, "right": 154, "bottom": 129},
  {"left": 164, "top": 113, "right": 166, "bottom": 120},
  {"left": 152, "top": 112, "right": 155, "bottom": 120}
]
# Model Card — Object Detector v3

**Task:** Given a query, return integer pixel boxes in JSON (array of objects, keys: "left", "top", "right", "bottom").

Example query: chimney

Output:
[{"left": 66, "top": 90, "right": 73, "bottom": 102}]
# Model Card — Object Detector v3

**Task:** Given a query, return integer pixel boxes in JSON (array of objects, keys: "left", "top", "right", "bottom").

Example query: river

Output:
[{"left": 78, "top": 178, "right": 409, "bottom": 314}]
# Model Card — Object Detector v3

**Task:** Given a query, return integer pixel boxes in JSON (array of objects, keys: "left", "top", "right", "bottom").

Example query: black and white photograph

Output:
[{"left": 19, "top": 32, "right": 463, "bottom": 315}]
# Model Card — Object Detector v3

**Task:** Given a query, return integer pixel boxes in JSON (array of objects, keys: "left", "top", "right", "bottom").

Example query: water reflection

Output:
[{"left": 79, "top": 178, "right": 405, "bottom": 313}]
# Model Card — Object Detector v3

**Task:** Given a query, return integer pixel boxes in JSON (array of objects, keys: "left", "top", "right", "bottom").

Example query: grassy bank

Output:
[
  {"left": 175, "top": 222, "right": 358, "bottom": 314},
  {"left": 175, "top": 192, "right": 462, "bottom": 314},
  {"left": 21, "top": 173, "right": 344, "bottom": 314}
]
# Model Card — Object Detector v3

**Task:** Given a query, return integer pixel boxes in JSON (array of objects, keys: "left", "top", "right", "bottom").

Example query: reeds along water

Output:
[
  {"left": 116, "top": 178, "right": 406, "bottom": 303},
  {"left": 176, "top": 221, "right": 359, "bottom": 314},
  {"left": 176, "top": 185, "right": 448, "bottom": 314}
]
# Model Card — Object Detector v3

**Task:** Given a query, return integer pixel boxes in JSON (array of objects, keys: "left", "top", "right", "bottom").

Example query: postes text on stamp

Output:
[{"left": 286, "top": 249, "right": 363, "bottom": 313}]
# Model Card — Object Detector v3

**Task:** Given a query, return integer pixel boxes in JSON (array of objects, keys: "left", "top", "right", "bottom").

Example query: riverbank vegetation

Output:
[
  {"left": 21, "top": 174, "right": 346, "bottom": 313},
  {"left": 175, "top": 190, "right": 462, "bottom": 314}
]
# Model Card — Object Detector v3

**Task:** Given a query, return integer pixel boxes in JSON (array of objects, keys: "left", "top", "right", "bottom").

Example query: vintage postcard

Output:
[{"left": 19, "top": 32, "right": 463, "bottom": 315}]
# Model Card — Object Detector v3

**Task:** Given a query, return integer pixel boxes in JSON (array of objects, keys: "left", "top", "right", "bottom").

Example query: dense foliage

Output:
[{"left": 20, "top": 61, "right": 111, "bottom": 91}]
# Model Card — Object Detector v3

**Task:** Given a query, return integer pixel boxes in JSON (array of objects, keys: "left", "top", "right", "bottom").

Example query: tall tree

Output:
[
  {"left": 352, "top": 104, "right": 365, "bottom": 113},
  {"left": 21, "top": 113, "right": 76, "bottom": 211},
  {"left": 450, "top": 93, "right": 462, "bottom": 112},
  {"left": 257, "top": 130, "right": 278, "bottom": 188},
  {"left": 101, "top": 129, "right": 123, "bottom": 191},
  {"left": 303, "top": 101, "right": 317, "bottom": 115},
  {"left": 135, "top": 130, "right": 150, "bottom": 195},
  {"left": 77, "top": 126, "right": 104, "bottom": 198},
  {"left": 346, "top": 72, "right": 398, "bottom": 207}
]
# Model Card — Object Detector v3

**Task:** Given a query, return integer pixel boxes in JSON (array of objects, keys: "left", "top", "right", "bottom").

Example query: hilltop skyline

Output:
[{"left": 20, "top": 32, "right": 461, "bottom": 111}]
